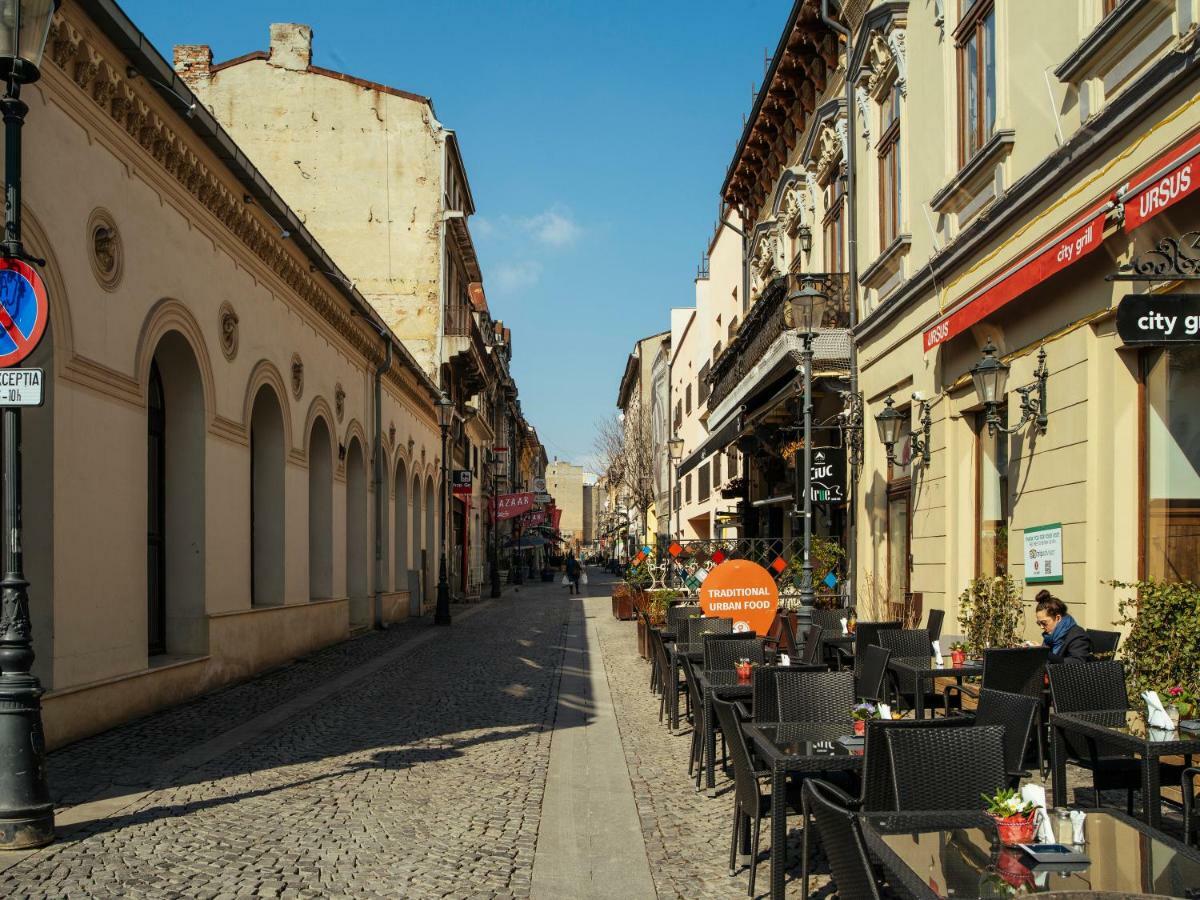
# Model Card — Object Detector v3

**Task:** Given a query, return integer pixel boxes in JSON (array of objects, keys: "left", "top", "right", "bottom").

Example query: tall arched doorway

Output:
[
  {"left": 308, "top": 416, "right": 333, "bottom": 601},
  {"left": 394, "top": 457, "right": 408, "bottom": 591},
  {"left": 250, "top": 385, "right": 285, "bottom": 607},
  {"left": 345, "top": 436, "right": 368, "bottom": 627}
]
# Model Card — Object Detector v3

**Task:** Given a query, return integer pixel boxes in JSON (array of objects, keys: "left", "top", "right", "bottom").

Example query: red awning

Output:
[
  {"left": 1121, "top": 128, "right": 1200, "bottom": 231},
  {"left": 923, "top": 203, "right": 1112, "bottom": 352},
  {"left": 493, "top": 492, "right": 534, "bottom": 520}
]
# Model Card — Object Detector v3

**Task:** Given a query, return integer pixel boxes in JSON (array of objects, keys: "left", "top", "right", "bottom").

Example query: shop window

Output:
[
  {"left": 823, "top": 177, "right": 846, "bottom": 273},
  {"left": 699, "top": 464, "right": 710, "bottom": 503},
  {"left": 957, "top": 0, "right": 997, "bottom": 165},
  {"left": 1142, "top": 347, "right": 1200, "bottom": 583},
  {"left": 976, "top": 410, "right": 1009, "bottom": 577},
  {"left": 887, "top": 490, "right": 910, "bottom": 610},
  {"left": 878, "top": 81, "right": 902, "bottom": 248}
]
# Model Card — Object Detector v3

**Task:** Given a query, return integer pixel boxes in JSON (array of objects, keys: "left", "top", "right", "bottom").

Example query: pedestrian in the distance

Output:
[{"left": 565, "top": 552, "right": 582, "bottom": 595}]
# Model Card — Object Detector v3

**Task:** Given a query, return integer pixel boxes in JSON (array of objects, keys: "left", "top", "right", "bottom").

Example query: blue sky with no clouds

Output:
[{"left": 120, "top": 0, "right": 785, "bottom": 468}]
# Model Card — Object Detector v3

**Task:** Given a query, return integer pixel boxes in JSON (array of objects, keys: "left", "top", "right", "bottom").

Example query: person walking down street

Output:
[{"left": 565, "top": 552, "right": 582, "bottom": 595}]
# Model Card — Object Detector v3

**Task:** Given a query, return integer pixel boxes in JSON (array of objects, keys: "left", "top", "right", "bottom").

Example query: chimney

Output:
[
  {"left": 173, "top": 44, "right": 212, "bottom": 87},
  {"left": 269, "top": 23, "right": 313, "bottom": 71}
]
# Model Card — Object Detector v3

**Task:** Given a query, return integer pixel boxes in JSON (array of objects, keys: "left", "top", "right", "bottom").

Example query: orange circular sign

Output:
[{"left": 698, "top": 559, "right": 779, "bottom": 636}]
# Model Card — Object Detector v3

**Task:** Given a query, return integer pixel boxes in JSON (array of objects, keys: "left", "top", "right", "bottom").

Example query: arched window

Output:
[
  {"left": 412, "top": 473, "right": 425, "bottom": 603},
  {"left": 250, "top": 385, "right": 285, "bottom": 607},
  {"left": 149, "top": 332, "right": 207, "bottom": 653},
  {"left": 308, "top": 417, "right": 333, "bottom": 600},
  {"left": 147, "top": 361, "right": 166, "bottom": 655},
  {"left": 394, "top": 458, "right": 408, "bottom": 591},
  {"left": 425, "top": 476, "right": 436, "bottom": 605},
  {"left": 345, "top": 437, "right": 368, "bottom": 627}
]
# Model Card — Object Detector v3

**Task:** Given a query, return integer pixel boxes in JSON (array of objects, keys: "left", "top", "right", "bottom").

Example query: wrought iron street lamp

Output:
[
  {"left": 489, "top": 450, "right": 506, "bottom": 598},
  {"left": 786, "top": 275, "right": 830, "bottom": 610},
  {"left": 434, "top": 393, "right": 454, "bottom": 625},
  {"left": 667, "top": 437, "right": 683, "bottom": 539},
  {"left": 796, "top": 224, "right": 813, "bottom": 255},
  {"left": 875, "top": 393, "right": 933, "bottom": 467},
  {"left": 0, "top": 0, "right": 58, "bottom": 851},
  {"left": 970, "top": 338, "right": 1050, "bottom": 436}
]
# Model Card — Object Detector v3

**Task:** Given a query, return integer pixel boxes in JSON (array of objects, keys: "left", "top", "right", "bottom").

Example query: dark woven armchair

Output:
[
  {"left": 878, "top": 628, "right": 947, "bottom": 714},
  {"left": 833, "top": 620, "right": 901, "bottom": 674},
  {"left": 775, "top": 671, "right": 855, "bottom": 723},
  {"left": 859, "top": 716, "right": 971, "bottom": 812},
  {"left": 1085, "top": 628, "right": 1121, "bottom": 660},
  {"left": 799, "top": 623, "right": 825, "bottom": 666},
  {"left": 685, "top": 616, "right": 732, "bottom": 646},
  {"left": 802, "top": 779, "right": 882, "bottom": 900},
  {"left": 970, "top": 688, "right": 1041, "bottom": 787},
  {"left": 856, "top": 644, "right": 891, "bottom": 704},
  {"left": 1047, "top": 660, "right": 1141, "bottom": 812},
  {"left": 1185, "top": 767, "right": 1199, "bottom": 848},
  {"left": 680, "top": 657, "right": 707, "bottom": 782},
  {"left": 666, "top": 603, "right": 700, "bottom": 638},
  {"left": 712, "top": 696, "right": 802, "bottom": 897},
  {"left": 942, "top": 645, "right": 1049, "bottom": 768},
  {"left": 925, "top": 608, "right": 945, "bottom": 642},
  {"left": 886, "top": 724, "right": 1008, "bottom": 811},
  {"left": 705, "top": 635, "right": 766, "bottom": 672},
  {"left": 735, "top": 663, "right": 828, "bottom": 725}
]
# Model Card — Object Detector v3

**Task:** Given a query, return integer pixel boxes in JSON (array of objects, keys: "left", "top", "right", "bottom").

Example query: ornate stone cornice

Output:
[{"left": 47, "top": 11, "right": 431, "bottom": 413}]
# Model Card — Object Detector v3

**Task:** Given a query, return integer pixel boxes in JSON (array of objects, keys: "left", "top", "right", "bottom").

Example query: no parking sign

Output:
[{"left": 0, "top": 257, "right": 49, "bottom": 368}]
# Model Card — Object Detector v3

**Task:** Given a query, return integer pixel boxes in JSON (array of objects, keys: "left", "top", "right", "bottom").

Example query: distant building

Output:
[{"left": 546, "top": 460, "right": 585, "bottom": 550}]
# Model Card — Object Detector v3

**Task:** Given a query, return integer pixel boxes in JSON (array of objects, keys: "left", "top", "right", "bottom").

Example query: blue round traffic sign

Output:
[{"left": 0, "top": 258, "right": 49, "bottom": 368}]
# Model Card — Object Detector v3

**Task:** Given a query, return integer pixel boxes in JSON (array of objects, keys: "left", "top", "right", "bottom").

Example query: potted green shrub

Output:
[{"left": 957, "top": 575, "right": 1024, "bottom": 657}]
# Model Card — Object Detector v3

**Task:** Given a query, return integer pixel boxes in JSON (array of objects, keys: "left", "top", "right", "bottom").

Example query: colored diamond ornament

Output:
[
  {"left": 823, "top": 571, "right": 838, "bottom": 590},
  {"left": 668, "top": 542, "right": 683, "bottom": 557},
  {"left": 694, "top": 567, "right": 710, "bottom": 583},
  {"left": 711, "top": 550, "right": 726, "bottom": 564},
  {"left": 770, "top": 557, "right": 787, "bottom": 574}
]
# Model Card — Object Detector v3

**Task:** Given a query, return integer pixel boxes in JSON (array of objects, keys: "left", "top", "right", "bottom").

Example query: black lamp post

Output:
[
  {"left": 0, "top": 0, "right": 58, "bottom": 851},
  {"left": 787, "top": 275, "right": 829, "bottom": 610},
  {"left": 434, "top": 392, "right": 454, "bottom": 625}
]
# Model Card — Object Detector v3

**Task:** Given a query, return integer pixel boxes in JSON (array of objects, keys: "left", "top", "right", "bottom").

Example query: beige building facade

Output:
[
  {"left": 16, "top": 1, "right": 509, "bottom": 750},
  {"left": 546, "top": 460, "right": 584, "bottom": 548},
  {"left": 706, "top": 0, "right": 1200, "bottom": 633}
]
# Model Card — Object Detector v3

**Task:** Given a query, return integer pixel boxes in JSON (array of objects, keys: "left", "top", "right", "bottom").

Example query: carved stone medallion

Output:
[
  {"left": 87, "top": 208, "right": 122, "bottom": 291},
  {"left": 291, "top": 353, "right": 303, "bottom": 400},
  {"left": 218, "top": 302, "right": 239, "bottom": 361},
  {"left": 335, "top": 383, "right": 345, "bottom": 421}
]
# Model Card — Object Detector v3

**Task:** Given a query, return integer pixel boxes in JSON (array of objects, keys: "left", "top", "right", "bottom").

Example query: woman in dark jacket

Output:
[{"left": 1035, "top": 591, "right": 1091, "bottom": 664}]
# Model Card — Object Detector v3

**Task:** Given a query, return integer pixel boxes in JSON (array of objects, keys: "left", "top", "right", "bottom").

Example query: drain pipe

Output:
[{"left": 820, "top": 0, "right": 860, "bottom": 607}]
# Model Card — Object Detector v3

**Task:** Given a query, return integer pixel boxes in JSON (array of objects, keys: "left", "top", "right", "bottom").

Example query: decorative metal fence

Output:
[{"left": 623, "top": 537, "right": 848, "bottom": 609}]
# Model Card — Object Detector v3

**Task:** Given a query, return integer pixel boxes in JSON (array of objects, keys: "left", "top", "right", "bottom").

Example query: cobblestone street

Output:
[{"left": 1, "top": 571, "right": 829, "bottom": 899}]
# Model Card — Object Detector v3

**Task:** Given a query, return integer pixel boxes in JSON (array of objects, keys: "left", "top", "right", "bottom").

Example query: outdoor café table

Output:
[
  {"left": 743, "top": 721, "right": 864, "bottom": 900},
  {"left": 667, "top": 642, "right": 705, "bottom": 731},
  {"left": 887, "top": 656, "right": 984, "bottom": 719},
  {"left": 822, "top": 633, "right": 855, "bottom": 669},
  {"left": 860, "top": 807, "right": 1200, "bottom": 899},
  {"left": 1049, "top": 709, "right": 1200, "bottom": 829},
  {"left": 696, "top": 669, "right": 755, "bottom": 793}
]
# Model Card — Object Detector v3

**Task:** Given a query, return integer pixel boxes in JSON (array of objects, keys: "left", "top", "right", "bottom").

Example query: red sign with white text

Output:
[
  {"left": 1122, "top": 129, "right": 1200, "bottom": 231},
  {"left": 493, "top": 492, "right": 534, "bottom": 520},
  {"left": 923, "top": 209, "right": 1108, "bottom": 352}
]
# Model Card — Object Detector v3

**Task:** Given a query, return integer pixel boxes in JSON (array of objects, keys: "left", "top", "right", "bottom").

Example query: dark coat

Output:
[{"left": 1047, "top": 624, "right": 1091, "bottom": 665}]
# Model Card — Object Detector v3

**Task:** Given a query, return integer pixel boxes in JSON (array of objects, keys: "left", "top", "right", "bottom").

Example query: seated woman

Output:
[{"left": 1035, "top": 591, "right": 1092, "bottom": 664}]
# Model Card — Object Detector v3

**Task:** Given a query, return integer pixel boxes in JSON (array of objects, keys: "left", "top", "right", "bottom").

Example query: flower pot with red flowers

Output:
[
  {"left": 735, "top": 659, "right": 753, "bottom": 683},
  {"left": 949, "top": 641, "right": 966, "bottom": 668},
  {"left": 983, "top": 788, "right": 1040, "bottom": 846}
]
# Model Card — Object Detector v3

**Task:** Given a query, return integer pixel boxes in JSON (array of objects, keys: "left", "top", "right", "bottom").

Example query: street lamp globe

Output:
[
  {"left": 874, "top": 395, "right": 905, "bottom": 462},
  {"left": 0, "top": 0, "right": 59, "bottom": 84},
  {"left": 435, "top": 392, "right": 455, "bottom": 429},
  {"left": 969, "top": 338, "right": 1010, "bottom": 407},
  {"left": 787, "top": 275, "right": 829, "bottom": 335},
  {"left": 667, "top": 437, "right": 684, "bottom": 462}
]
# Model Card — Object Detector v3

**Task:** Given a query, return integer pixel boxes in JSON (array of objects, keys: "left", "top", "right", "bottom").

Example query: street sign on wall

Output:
[
  {"left": 0, "top": 258, "right": 49, "bottom": 368},
  {"left": 809, "top": 449, "right": 845, "bottom": 504},
  {"left": 1116, "top": 294, "right": 1200, "bottom": 345},
  {"left": 1024, "top": 523, "right": 1063, "bottom": 584},
  {"left": 451, "top": 469, "right": 472, "bottom": 496},
  {"left": 0, "top": 368, "right": 43, "bottom": 406}
]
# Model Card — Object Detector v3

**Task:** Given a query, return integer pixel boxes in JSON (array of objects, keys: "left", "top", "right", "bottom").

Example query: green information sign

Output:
[{"left": 1023, "top": 522, "right": 1063, "bottom": 584}]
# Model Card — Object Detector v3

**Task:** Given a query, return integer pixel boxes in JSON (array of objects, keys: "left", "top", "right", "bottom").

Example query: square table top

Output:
[
  {"left": 1050, "top": 708, "right": 1200, "bottom": 755},
  {"left": 888, "top": 656, "right": 984, "bottom": 678},
  {"left": 697, "top": 669, "right": 755, "bottom": 698},
  {"left": 744, "top": 722, "right": 866, "bottom": 773},
  {"left": 861, "top": 807, "right": 1200, "bottom": 899}
]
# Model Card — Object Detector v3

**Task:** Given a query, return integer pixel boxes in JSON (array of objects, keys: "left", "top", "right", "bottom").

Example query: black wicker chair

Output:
[
  {"left": 1185, "top": 767, "right": 1199, "bottom": 848},
  {"left": 859, "top": 716, "right": 972, "bottom": 812},
  {"left": 1086, "top": 628, "right": 1121, "bottom": 660},
  {"left": 886, "top": 724, "right": 1008, "bottom": 811},
  {"left": 811, "top": 607, "right": 854, "bottom": 634},
  {"left": 1047, "top": 660, "right": 1141, "bottom": 812},
  {"left": 802, "top": 779, "right": 882, "bottom": 900},
  {"left": 666, "top": 603, "right": 700, "bottom": 640},
  {"left": 705, "top": 635, "right": 766, "bottom": 672},
  {"left": 942, "top": 645, "right": 1050, "bottom": 768},
  {"left": 685, "top": 616, "right": 733, "bottom": 646},
  {"left": 878, "top": 628, "right": 944, "bottom": 714},
  {"left": 650, "top": 627, "right": 686, "bottom": 725},
  {"left": 712, "top": 696, "right": 802, "bottom": 897},
  {"left": 799, "top": 623, "right": 825, "bottom": 666},
  {"left": 971, "top": 688, "right": 1040, "bottom": 788},
  {"left": 680, "top": 656, "right": 707, "bottom": 781},
  {"left": 764, "top": 613, "right": 800, "bottom": 657},
  {"left": 735, "top": 663, "right": 828, "bottom": 724},
  {"left": 776, "top": 671, "right": 855, "bottom": 723},
  {"left": 856, "top": 644, "right": 892, "bottom": 704},
  {"left": 834, "top": 620, "right": 902, "bottom": 673},
  {"left": 925, "top": 608, "right": 945, "bottom": 642},
  {"left": 641, "top": 612, "right": 658, "bottom": 693}
]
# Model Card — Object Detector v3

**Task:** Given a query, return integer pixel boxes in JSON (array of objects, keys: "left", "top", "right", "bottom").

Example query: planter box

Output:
[
  {"left": 612, "top": 593, "right": 635, "bottom": 621},
  {"left": 636, "top": 615, "right": 648, "bottom": 659}
]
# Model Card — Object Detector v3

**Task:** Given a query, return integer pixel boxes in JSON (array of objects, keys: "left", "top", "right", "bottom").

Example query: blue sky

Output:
[{"left": 122, "top": 0, "right": 785, "bottom": 468}]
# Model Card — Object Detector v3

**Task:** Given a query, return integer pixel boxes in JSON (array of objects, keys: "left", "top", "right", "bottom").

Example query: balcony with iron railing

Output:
[
  {"left": 443, "top": 302, "right": 491, "bottom": 393},
  {"left": 707, "top": 273, "right": 850, "bottom": 413}
]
